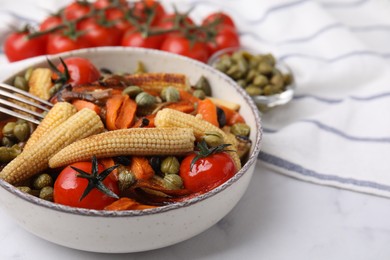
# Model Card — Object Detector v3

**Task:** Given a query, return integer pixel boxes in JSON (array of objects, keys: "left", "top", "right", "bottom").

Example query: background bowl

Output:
[
  {"left": 0, "top": 47, "right": 262, "bottom": 253},
  {"left": 208, "top": 47, "right": 295, "bottom": 112}
]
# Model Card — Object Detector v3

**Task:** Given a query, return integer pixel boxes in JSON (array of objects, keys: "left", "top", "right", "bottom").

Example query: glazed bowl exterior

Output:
[{"left": 0, "top": 47, "right": 262, "bottom": 253}]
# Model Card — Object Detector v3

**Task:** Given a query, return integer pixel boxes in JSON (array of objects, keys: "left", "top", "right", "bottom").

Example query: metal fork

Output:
[{"left": 0, "top": 82, "right": 53, "bottom": 125}]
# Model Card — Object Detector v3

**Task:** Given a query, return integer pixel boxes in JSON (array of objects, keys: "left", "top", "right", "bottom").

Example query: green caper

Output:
[
  {"left": 13, "top": 123, "right": 30, "bottom": 142},
  {"left": 202, "top": 131, "right": 224, "bottom": 147},
  {"left": 163, "top": 174, "right": 183, "bottom": 190},
  {"left": 49, "top": 83, "right": 63, "bottom": 97},
  {"left": 192, "top": 89, "right": 206, "bottom": 100},
  {"left": 194, "top": 76, "right": 212, "bottom": 96},
  {"left": 231, "top": 123, "right": 251, "bottom": 136},
  {"left": 245, "top": 86, "right": 263, "bottom": 96},
  {"left": 135, "top": 92, "right": 156, "bottom": 106},
  {"left": 118, "top": 167, "right": 135, "bottom": 192},
  {"left": 13, "top": 76, "right": 28, "bottom": 91},
  {"left": 263, "top": 85, "right": 274, "bottom": 95},
  {"left": 270, "top": 74, "right": 284, "bottom": 88},
  {"left": 283, "top": 73, "right": 293, "bottom": 85},
  {"left": 0, "top": 145, "right": 21, "bottom": 163},
  {"left": 258, "top": 62, "right": 273, "bottom": 75},
  {"left": 161, "top": 87, "right": 180, "bottom": 102},
  {"left": 245, "top": 69, "right": 257, "bottom": 83},
  {"left": 33, "top": 173, "right": 53, "bottom": 190},
  {"left": 2, "top": 136, "right": 14, "bottom": 147},
  {"left": 24, "top": 67, "right": 34, "bottom": 82},
  {"left": 252, "top": 75, "right": 269, "bottom": 87},
  {"left": 39, "top": 186, "right": 54, "bottom": 201},
  {"left": 16, "top": 186, "right": 32, "bottom": 194},
  {"left": 2, "top": 122, "right": 16, "bottom": 137},
  {"left": 123, "top": 85, "right": 143, "bottom": 98},
  {"left": 160, "top": 156, "right": 180, "bottom": 175},
  {"left": 134, "top": 61, "right": 146, "bottom": 74},
  {"left": 263, "top": 53, "right": 276, "bottom": 66}
]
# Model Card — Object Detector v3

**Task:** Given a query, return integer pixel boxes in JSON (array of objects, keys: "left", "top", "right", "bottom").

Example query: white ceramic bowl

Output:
[{"left": 0, "top": 47, "right": 262, "bottom": 253}]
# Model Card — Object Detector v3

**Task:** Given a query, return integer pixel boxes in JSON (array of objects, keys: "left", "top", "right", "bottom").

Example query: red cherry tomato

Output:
[
  {"left": 39, "top": 16, "right": 63, "bottom": 32},
  {"left": 93, "top": 0, "right": 127, "bottom": 9},
  {"left": 53, "top": 162, "right": 119, "bottom": 210},
  {"left": 55, "top": 57, "right": 101, "bottom": 85},
  {"left": 105, "top": 8, "right": 134, "bottom": 35},
  {"left": 4, "top": 31, "right": 47, "bottom": 62},
  {"left": 160, "top": 34, "right": 210, "bottom": 63},
  {"left": 78, "top": 18, "right": 122, "bottom": 47},
  {"left": 121, "top": 30, "right": 164, "bottom": 49},
  {"left": 180, "top": 152, "right": 237, "bottom": 193},
  {"left": 133, "top": 0, "right": 166, "bottom": 25},
  {"left": 208, "top": 25, "right": 240, "bottom": 55},
  {"left": 63, "top": 1, "right": 91, "bottom": 21},
  {"left": 157, "top": 13, "right": 194, "bottom": 30},
  {"left": 46, "top": 33, "right": 91, "bottom": 55},
  {"left": 202, "top": 12, "right": 236, "bottom": 30}
]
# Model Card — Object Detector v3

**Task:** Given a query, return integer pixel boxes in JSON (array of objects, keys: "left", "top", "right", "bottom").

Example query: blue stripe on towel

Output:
[
  {"left": 293, "top": 92, "right": 390, "bottom": 104},
  {"left": 258, "top": 151, "right": 390, "bottom": 192}
]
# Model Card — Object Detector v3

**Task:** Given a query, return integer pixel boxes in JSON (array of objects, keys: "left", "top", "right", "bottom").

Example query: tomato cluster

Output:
[{"left": 4, "top": 0, "right": 240, "bottom": 63}]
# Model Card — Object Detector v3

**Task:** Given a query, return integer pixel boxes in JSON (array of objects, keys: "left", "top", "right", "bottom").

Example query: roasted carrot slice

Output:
[
  {"left": 129, "top": 156, "right": 154, "bottom": 180},
  {"left": 115, "top": 95, "right": 137, "bottom": 129},
  {"left": 104, "top": 197, "right": 156, "bottom": 211},
  {"left": 165, "top": 100, "right": 195, "bottom": 113},
  {"left": 179, "top": 89, "right": 200, "bottom": 104},
  {"left": 72, "top": 100, "right": 101, "bottom": 114},
  {"left": 218, "top": 105, "right": 245, "bottom": 125},
  {"left": 197, "top": 98, "right": 219, "bottom": 127},
  {"left": 99, "top": 157, "right": 118, "bottom": 181},
  {"left": 105, "top": 94, "right": 125, "bottom": 130}
]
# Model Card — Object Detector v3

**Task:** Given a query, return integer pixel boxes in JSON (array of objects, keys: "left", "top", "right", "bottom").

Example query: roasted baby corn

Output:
[
  {"left": 123, "top": 73, "right": 190, "bottom": 93},
  {"left": 28, "top": 68, "right": 53, "bottom": 100},
  {"left": 0, "top": 109, "right": 104, "bottom": 184},
  {"left": 24, "top": 102, "right": 77, "bottom": 150},
  {"left": 154, "top": 108, "right": 241, "bottom": 169},
  {"left": 49, "top": 127, "right": 195, "bottom": 168}
]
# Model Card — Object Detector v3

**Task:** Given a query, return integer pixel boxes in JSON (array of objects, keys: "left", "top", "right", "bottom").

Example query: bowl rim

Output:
[{"left": 0, "top": 46, "right": 263, "bottom": 217}]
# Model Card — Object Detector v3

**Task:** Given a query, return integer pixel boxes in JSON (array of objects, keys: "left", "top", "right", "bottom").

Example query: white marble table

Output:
[{"left": 0, "top": 160, "right": 388, "bottom": 260}]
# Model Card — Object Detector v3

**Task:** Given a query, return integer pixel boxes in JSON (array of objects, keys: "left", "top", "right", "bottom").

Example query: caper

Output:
[
  {"left": 270, "top": 74, "right": 284, "bottom": 88},
  {"left": 2, "top": 122, "right": 16, "bottom": 137},
  {"left": 263, "top": 85, "right": 274, "bottom": 95},
  {"left": 192, "top": 89, "right": 206, "bottom": 100},
  {"left": 135, "top": 92, "right": 156, "bottom": 106},
  {"left": 163, "top": 174, "right": 183, "bottom": 190},
  {"left": 49, "top": 83, "right": 63, "bottom": 97},
  {"left": 0, "top": 145, "right": 21, "bottom": 163},
  {"left": 263, "top": 53, "right": 276, "bottom": 66},
  {"left": 252, "top": 75, "right": 269, "bottom": 87},
  {"left": 39, "top": 186, "right": 54, "bottom": 201},
  {"left": 24, "top": 67, "right": 34, "bottom": 81},
  {"left": 231, "top": 123, "right": 251, "bottom": 136},
  {"left": 245, "top": 69, "right": 257, "bottom": 83},
  {"left": 258, "top": 62, "right": 273, "bottom": 75},
  {"left": 16, "top": 186, "right": 32, "bottom": 194},
  {"left": 203, "top": 131, "right": 224, "bottom": 147},
  {"left": 245, "top": 86, "right": 263, "bottom": 96},
  {"left": 13, "top": 76, "right": 28, "bottom": 91},
  {"left": 134, "top": 61, "right": 146, "bottom": 74},
  {"left": 13, "top": 123, "right": 30, "bottom": 142},
  {"left": 283, "top": 73, "right": 293, "bottom": 85},
  {"left": 123, "top": 85, "right": 143, "bottom": 98},
  {"left": 33, "top": 173, "right": 53, "bottom": 190},
  {"left": 236, "top": 79, "right": 247, "bottom": 88},
  {"left": 160, "top": 156, "right": 180, "bottom": 175},
  {"left": 161, "top": 86, "right": 180, "bottom": 102},
  {"left": 2, "top": 136, "right": 14, "bottom": 147},
  {"left": 118, "top": 167, "right": 135, "bottom": 192},
  {"left": 194, "top": 76, "right": 212, "bottom": 96}
]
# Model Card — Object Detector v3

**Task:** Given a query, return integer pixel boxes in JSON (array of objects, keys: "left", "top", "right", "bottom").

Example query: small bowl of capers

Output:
[{"left": 208, "top": 47, "right": 295, "bottom": 112}]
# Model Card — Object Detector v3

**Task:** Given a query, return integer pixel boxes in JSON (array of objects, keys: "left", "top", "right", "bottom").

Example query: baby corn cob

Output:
[
  {"left": 123, "top": 73, "right": 190, "bottom": 93},
  {"left": 28, "top": 68, "right": 53, "bottom": 100},
  {"left": 0, "top": 109, "right": 104, "bottom": 184},
  {"left": 24, "top": 102, "right": 77, "bottom": 150},
  {"left": 155, "top": 108, "right": 241, "bottom": 169},
  {"left": 49, "top": 128, "right": 195, "bottom": 168}
]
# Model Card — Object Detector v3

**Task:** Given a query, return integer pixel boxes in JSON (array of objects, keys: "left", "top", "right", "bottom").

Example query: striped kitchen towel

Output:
[{"left": 0, "top": 0, "right": 389, "bottom": 197}]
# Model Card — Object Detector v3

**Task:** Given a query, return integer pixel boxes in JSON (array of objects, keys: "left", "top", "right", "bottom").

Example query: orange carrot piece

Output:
[
  {"left": 99, "top": 157, "right": 118, "bottom": 181},
  {"left": 197, "top": 98, "right": 219, "bottom": 127},
  {"left": 218, "top": 105, "right": 245, "bottom": 125},
  {"left": 179, "top": 89, "right": 200, "bottom": 104},
  {"left": 129, "top": 156, "right": 154, "bottom": 180},
  {"left": 165, "top": 100, "right": 195, "bottom": 113},
  {"left": 133, "top": 114, "right": 156, "bottom": 128},
  {"left": 115, "top": 95, "right": 137, "bottom": 129},
  {"left": 104, "top": 197, "right": 156, "bottom": 211},
  {"left": 105, "top": 95, "right": 125, "bottom": 130},
  {"left": 72, "top": 100, "right": 101, "bottom": 114}
]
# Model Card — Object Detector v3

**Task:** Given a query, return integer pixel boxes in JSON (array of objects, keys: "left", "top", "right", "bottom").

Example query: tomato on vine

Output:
[
  {"left": 79, "top": 18, "right": 122, "bottom": 47},
  {"left": 46, "top": 33, "right": 91, "bottom": 55},
  {"left": 53, "top": 156, "right": 120, "bottom": 210},
  {"left": 202, "top": 12, "right": 236, "bottom": 30},
  {"left": 63, "top": 1, "right": 92, "bottom": 21},
  {"left": 133, "top": 0, "right": 166, "bottom": 25},
  {"left": 121, "top": 30, "right": 164, "bottom": 49},
  {"left": 208, "top": 25, "right": 240, "bottom": 55}
]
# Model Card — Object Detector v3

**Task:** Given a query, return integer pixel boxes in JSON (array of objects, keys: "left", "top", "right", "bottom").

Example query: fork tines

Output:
[{"left": 0, "top": 82, "right": 53, "bottom": 125}]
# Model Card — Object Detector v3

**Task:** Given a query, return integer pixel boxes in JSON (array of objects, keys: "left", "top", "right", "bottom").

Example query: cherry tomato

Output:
[
  {"left": 133, "top": 0, "right": 166, "bottom": 25},
  {"left": 39, "top": 15, "right": 63, "bottom": 32},
  {"left": 157, "top": 13, "right": 194, "bottom": 31},
  {"left": 105, "top": 8, "right": 134, "bottom": 35},
  {"left": 121, "top": 30, "right": 164, "bottom": 49},
  {"left": 54, "top": 162, "right": 119, "bottom": 210},
  {"left": 4, "top": 31, "right": 47, "bottom": 62},
  {"left": 180, "top": 152, "right": 237, "bottom": 193},
  {"left": 208, "top": 25, "right": 240, "bottom": 55},
  {"left": 63, "top": 1, "right": 91, "bottom": 21},
  {"left": 202, "top": 12, "right": 236, "bottom": 30},
  {"left": 160, "top": 34, "right": 210, "bottom": 63},
  {"left": 46, "top": 33, "right": 91, "bottom": 55},
  {"left": 55, "top": 57, "right": 101, "bottom": 85},
  {"left": 79, "top": 18, "right": 122, "bottom": 47},
  {"left": 94, "top": 0, "right": 127, "bottom": 9}
]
